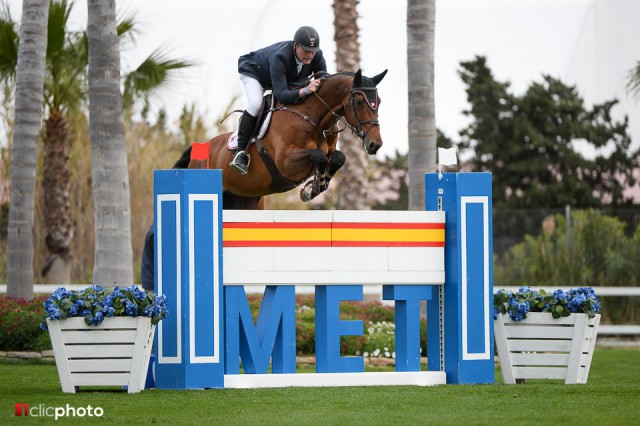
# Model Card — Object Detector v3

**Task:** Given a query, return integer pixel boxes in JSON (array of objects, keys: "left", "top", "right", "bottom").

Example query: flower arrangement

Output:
[
  {"left": 41, "top": 285, "right": 168, "bottom": 329},
  {"left": 493, "top": 286, "right": 600, "bottom": 322}
]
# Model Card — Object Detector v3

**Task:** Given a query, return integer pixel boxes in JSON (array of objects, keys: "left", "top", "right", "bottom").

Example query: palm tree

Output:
[
  {"left": 86, "top": 0, "right": 133, "bottom": 286},
  {"left": 5, "top": 0, "right": 49, "bottom": 299},
  {"left": 333, "top": 0, "right": 372, "bottom": 210},
  {"left": 407, "top": 0, "right": 436, "bottom": 210},
  {"left": 39, "top": 0, "right": 86, "bottom": 283},
  {"left": 1, "top": 0, "right": 192, "bottom": 285}
]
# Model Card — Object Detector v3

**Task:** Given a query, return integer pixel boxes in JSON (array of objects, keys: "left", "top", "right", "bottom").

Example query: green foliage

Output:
[
  {"left": 627, "top": 60, "right": 640, "bottom": 100},
  {"left": 495, "top": 210, "right": 640, "bottom": 323},
  {"left": 458, "top": 55, "right": 639, "bottom": 208},
  {"left": 0, "top": 3, "right": 18, "bottom": 82},
  {"left": 363, "top": 321, "right": 395, "bottom": 358},
  {"left": 0, "top": 296, "right": 51, "bottom": 351},
  {"left": 246, "top": 295, "right": 403, "bottom": 356}
]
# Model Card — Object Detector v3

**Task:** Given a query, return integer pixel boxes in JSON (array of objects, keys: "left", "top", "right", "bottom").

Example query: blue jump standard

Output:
[{"left": 152, "top": 169, "right": 494, "bottom": 388}]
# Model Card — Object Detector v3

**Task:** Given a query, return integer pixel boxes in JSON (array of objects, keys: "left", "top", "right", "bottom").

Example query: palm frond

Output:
[
  {"left": 0, "top": 2, "right": 18, "bottom": 82},
  {"left": 626, "top": 61, "right": 640, "bottom": 100},
  {"left": 47, "top": 0, "right": 72, "bottom": 62},
  {"left": 123, "top": 47, "right": 195, "bottom": 107},
  {"left": 116, "top": 7, "right": 138, "bottom": 49}
]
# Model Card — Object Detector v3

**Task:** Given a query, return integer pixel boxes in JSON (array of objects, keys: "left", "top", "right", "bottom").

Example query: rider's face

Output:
[{"left": 294, "top": 44, "right": 316, "bottom": 65}]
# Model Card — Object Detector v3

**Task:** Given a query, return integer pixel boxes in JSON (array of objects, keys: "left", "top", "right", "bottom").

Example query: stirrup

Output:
[{"left": 229, "top": 150, "right": 250, "bottom": 175}]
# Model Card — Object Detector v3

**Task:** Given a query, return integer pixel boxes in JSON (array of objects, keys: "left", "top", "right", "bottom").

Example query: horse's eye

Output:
[{"left": 356, "top": 99, "right": 364, "bottom": 106}]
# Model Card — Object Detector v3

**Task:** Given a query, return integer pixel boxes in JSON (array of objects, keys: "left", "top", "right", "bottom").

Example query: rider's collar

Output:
[{"left": 294, "top": 46, "right": 304, "bottom": 74}]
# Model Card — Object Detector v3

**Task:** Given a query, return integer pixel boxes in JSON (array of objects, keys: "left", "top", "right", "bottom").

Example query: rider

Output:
[{"left": 230, "top": 26, "right": 328, "bottom": 174}]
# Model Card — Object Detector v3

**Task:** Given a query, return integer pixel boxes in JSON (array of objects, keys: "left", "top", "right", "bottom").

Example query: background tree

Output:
[
  {"left": 333, "top": 0, "right": 370, "bottom": 210},
  {"left": 38, "top": 0, "right": 86, "bottom": 283},
  {"left": 459, "top": 55, "right": 638, "bottom": 208},
  {"left": 86, "top": 0, "right": 133, "bottom": 286},
  {"left": 406, "top": 0, "right": 436, "bottom": 210},
  {"left": 5, "top": 0, "right": 49, "bottom": 299},
  {"left": 627, "top": 60, "right": 640, "bottom": 100},
  {"left": 1, "top": 0, "right": 191, "bottom": 285}
]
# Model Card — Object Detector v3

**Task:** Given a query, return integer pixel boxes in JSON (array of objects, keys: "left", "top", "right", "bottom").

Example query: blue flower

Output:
[
  {"left": 43, "top": 286, "right": 169, "bottom": 328},
  {"left": 494, "top": 286, "right": 600, "bottom": 322},
  {"left": 88, "top": 311, "right": 105, "bottom": 326},
  {"left": 553, "top": 289, "right": 568, "bottom": 302},
  {"left": 143, "top": 305, "right": 154, "bottom": 317},
  {"left": 125, "top": 299, "right": 139, "bottom": 317}
]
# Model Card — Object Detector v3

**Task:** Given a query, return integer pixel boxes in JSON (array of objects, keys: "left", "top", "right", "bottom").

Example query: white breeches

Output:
[{"left": 239, "top": 74, "right": 264, "bottom": 116}]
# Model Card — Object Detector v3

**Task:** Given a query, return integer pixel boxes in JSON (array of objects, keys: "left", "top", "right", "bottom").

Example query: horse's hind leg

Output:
[{"left": 300, "top": 150, "right": 345, "bottom": 202}]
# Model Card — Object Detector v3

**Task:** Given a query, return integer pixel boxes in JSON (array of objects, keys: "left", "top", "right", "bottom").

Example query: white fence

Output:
[{"left": 1, "top": 284, "right": 639, "bottom": 336}]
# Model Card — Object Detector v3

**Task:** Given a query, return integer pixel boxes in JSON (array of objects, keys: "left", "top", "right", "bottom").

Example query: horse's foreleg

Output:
[{"left": 300, "top": 150, "right": 346, "bottom": 202}]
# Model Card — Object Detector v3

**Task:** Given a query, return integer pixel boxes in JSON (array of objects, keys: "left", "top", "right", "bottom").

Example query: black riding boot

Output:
[{"left": 230, "top": 111, "right": 258, "bottom": 175}]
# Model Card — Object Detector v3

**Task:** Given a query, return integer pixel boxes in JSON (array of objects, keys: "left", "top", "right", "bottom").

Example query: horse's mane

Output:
[{"left": 319, "top": 71, "right": 355, "bottom": 80}]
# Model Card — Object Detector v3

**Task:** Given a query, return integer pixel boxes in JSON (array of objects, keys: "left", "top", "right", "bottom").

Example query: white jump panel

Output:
[{"left": 222, "top": 210, "right": 446, "bottom": 285}]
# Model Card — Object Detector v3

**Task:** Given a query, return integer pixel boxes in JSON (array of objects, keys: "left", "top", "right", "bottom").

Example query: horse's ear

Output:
[
  {"left": 372, "top": 69, "right": 388, "bottom": 86},
  {"left": 353, "top": 69, "right": 363, "bottom": 87}
]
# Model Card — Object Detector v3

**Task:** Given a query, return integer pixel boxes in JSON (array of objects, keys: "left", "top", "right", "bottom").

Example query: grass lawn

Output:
[{"left": 1, "top": 347, "right": 639, "bottom": 425}]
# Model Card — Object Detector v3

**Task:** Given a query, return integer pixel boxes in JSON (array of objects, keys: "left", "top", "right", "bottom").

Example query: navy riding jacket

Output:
[{"left": 238, "top": 41, "right": 327, "bottom": 105}]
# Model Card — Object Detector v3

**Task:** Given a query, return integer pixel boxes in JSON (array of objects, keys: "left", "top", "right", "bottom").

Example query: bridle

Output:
[
  {"left": 274, "top": 77, "right": 381, "bottom": 147},
  {"left": 347, "top": 87, "right": 381, "bottom": 143}
]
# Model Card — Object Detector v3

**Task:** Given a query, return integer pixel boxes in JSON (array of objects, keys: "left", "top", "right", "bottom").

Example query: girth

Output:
[{"left": 255, "top": 138, "right": 309, "bottom": 193}]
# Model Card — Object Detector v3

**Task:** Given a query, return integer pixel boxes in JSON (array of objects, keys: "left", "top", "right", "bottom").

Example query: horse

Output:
[{"left": 173, "top": 69, "right": 388, "bottom": 209}]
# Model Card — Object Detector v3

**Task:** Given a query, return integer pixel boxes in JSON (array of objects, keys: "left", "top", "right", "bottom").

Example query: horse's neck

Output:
[{"left": 304, "top": 75, "right": 352, "bottom": 124}]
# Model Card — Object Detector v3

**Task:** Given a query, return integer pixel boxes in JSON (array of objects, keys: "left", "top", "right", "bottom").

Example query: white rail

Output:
[{"left": 1, "top": 284, "right": 639, "bottom": 335}]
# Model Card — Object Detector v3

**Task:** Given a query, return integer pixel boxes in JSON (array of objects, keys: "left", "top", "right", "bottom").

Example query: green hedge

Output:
[
  {"left": 246, "top": 294, "right": 426, "bottom": 357},
  {"left": 0, "top": 296, "right": 51, "bottom": 352},
  {"left": 495, "top": 209, "right": 640, "bottom": 324},
  {"left": 1, "top": 293, "right": 426, "bottom": 357}
]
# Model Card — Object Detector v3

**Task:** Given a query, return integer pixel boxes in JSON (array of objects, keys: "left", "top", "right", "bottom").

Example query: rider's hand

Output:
[{"left": 307, "top": 79, "right": 321, "bottom": 94}]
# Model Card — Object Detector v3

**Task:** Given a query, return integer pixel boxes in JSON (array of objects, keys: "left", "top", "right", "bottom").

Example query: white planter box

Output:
[
  {"left": 494, "top": 312, "right": 600, "bottom": 384},
  {"left": 47, "top": 317, "right": 155, "bottom": 393}
]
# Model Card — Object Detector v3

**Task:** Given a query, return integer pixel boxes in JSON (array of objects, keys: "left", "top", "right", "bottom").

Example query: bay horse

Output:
[{"left": 173, "top": 69, "right": 388, "bottom": 209}]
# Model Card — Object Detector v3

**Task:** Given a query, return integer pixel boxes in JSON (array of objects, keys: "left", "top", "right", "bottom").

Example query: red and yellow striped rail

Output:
[{"left": 223, "top": 221, "right": 445, "bottom": 247}]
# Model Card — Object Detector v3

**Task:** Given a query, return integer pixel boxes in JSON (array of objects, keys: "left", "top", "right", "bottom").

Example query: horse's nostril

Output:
[{"left": 367, "top": 142, "right": 380, "bottom": 155}]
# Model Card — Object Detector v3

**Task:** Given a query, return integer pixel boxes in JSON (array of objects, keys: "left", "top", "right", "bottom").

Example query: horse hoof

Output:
[{"left": 300, "top": 182, "right": 314, "bottom": 202}]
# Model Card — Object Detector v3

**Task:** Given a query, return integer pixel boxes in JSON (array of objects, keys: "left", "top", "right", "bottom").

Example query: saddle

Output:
[
  {"left": 226, "top": 92, "right": 275, "bottom": 151},
  {"left": 192, "top": 91, "right": 308, "bottom": 193}
]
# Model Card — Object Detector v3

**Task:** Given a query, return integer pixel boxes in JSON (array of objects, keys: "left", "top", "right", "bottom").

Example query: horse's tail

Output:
[{"left": 173, "top": 146, "right": 193, "bottom": 169}]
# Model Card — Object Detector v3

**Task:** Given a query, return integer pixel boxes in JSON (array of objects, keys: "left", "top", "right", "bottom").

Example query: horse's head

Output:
[{"left": 346, "top": 69, "right": 387, "bottom": 155}]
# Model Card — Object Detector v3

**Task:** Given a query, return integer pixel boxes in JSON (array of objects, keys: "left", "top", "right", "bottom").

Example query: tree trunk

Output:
[
  {"left": 7, "top": 0, "right": 49, "bottom": 299},
  {"left": 41, "top": 111, "right": 73, "bottom": 284},
  {"left": 333, "top": 0, "right": 371, "bottom": 210},
  {"left": 407, "top": 0, "right": 436, "bottom": 211},
  {"left": 87, "top": 0, "right": 133, "bottom": 286}
]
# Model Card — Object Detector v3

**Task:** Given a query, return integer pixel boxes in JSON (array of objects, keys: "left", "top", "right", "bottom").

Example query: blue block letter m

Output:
[{"left": 225, "top": 285, "right": 296, "bottom": 374}]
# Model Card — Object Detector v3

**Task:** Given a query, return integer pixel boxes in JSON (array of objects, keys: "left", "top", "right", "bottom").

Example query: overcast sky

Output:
[{"left": 7, "top": 0, "right": 636, "bottom": 159}]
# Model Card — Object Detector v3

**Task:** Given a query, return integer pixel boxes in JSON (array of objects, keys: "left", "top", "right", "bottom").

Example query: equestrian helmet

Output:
[{"left": 294, "top": 26, "right": 320, "bottom": 52}]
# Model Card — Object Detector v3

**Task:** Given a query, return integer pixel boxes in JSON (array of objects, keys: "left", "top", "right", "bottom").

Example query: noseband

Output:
[{"left": 348, "top": 87, "right": 381, "bottom": 143}]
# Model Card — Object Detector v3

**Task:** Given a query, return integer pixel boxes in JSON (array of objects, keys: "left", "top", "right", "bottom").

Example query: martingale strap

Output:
[{"left": 255, "top": 138, "right": 309, "bottom": 193}]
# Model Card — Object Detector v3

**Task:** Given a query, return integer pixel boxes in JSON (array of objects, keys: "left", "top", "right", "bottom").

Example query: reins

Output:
[{"left": 273, "top": 73, "right": 380, "bottom": 143}]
